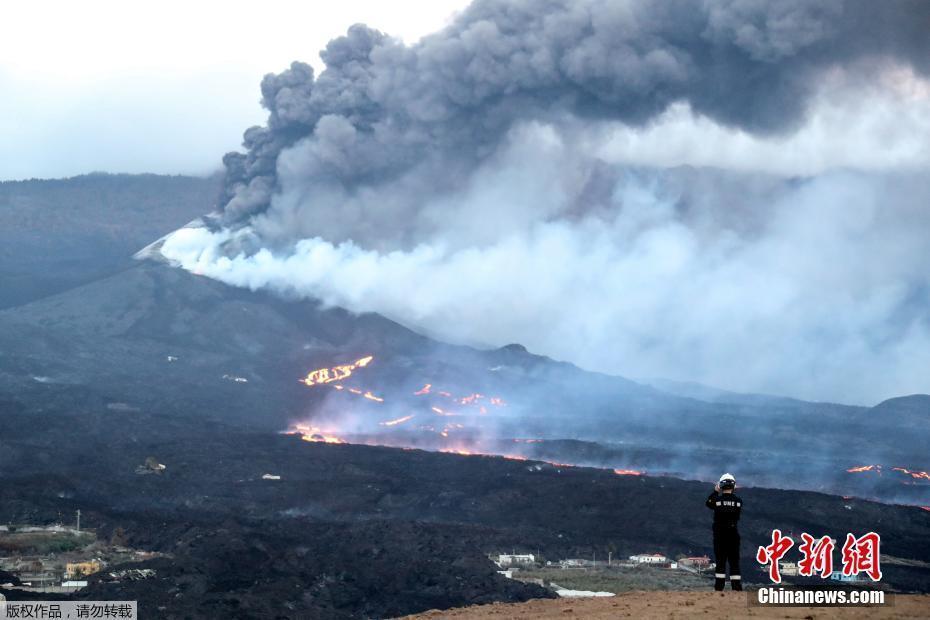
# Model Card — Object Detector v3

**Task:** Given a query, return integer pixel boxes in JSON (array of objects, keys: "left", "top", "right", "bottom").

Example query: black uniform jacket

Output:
[{"left": 706, "top": 491, "right": 742, "bottom": 530}]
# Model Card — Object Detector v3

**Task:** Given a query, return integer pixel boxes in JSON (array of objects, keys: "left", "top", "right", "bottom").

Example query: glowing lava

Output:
[
  {"left": 299, "top": 355, "right": 384, "bottom": 402},
  {"left": 301, "top": 355, "right": 372, "bottom": 386},
  {"left": 293, "top": 366, "right": 653, "bottom": 481},
  {"left": 847, "top": 465, "right": 882, "bottom": 473},
  {"left": 381, "top": 414, "right": 415, "bottom": 427},
  {"left": 892, "top": 467, "right": 930, "bottom": 481},
  {"left": 845, "top": 464, "right": 930, "bottom": 482},
  {"left": 289, "top": 424, "right": 345, "bottom": 444}
]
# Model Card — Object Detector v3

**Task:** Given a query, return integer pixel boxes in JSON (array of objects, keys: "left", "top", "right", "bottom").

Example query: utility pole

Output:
[
  {"left": 76, "top": 510, "right": 81, "bottom": 533},
  {"left": 608, "top": 552, "right": 612, "bottom": 567}
]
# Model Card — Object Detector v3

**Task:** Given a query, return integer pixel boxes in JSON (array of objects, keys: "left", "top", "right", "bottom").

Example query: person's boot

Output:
[
  {"left": 714, "top": 574, "right": 726, "bottom": 591},
  {"left": 731, "top": 576, "right": 742, "bottom": 591}
]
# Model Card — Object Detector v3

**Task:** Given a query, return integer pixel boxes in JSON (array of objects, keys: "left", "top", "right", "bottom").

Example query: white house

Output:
[
  {"left": 780, "top": 561, "right": 799, "bottom": 576},
  {"left": 629, "top": 553, "right": 668, "bottom": 564},
  {"left": 497, "top": 554, "right": 535, "bottom": 567},
  {"left": 679, "top": 556, "right": 711, "bottom": 568}
]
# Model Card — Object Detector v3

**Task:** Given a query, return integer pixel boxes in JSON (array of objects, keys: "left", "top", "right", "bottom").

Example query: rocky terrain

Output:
[
  {"left": 401, "top": 591, "right": 930, "bottom": 619},
  {"left": 0, "top": 199, "right": 928, "bottom": 616},
  {"left": 1, "top": 390, "right": 929, "bottom": 616},
  {"left": 1, "top": 261, "right": 927, "bottom": 503}
]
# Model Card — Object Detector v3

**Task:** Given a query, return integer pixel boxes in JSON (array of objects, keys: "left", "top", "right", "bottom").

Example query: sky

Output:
[
  {"left": 0, "top": 0, "right": 471, "bottom": 180},
  {"left": 4, "top": 1, "right": 929, "bottom": 181}
]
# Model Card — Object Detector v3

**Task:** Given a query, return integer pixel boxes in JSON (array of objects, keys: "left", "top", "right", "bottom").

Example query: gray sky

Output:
[
  {"left": 4, "top": 1, "right": 929, "bottom": 181},
  {"left": 0, "top": 0, "right": 470, "bottom": 180}
]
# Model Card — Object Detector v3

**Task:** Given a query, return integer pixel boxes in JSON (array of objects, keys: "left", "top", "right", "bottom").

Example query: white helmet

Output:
[{"left": 719, "top": 473, "right": 736, "bottom": 490}]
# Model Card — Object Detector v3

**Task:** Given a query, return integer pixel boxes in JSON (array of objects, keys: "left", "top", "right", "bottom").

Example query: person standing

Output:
[{"left": 705, "top": 473, "right": 742, "bottom": 591}]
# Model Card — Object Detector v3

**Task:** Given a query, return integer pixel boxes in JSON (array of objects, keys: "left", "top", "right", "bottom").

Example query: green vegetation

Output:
[
  {"left": 0, "top": 530, "right": 94, "bottom": 555},
  {"left": 516, "top": 565, "right": 710, "bottom": 593}
]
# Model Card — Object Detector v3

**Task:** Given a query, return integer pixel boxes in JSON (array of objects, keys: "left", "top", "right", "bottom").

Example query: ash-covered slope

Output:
[
  {"left": 872, "top": 395, "right": 930, "bottom": 425},
  {"left": 1, "top": 262, "right": 929, "bottom": 616},
  {"left": 0, "top": 173, "right": 220, "bottom": 309},
  {"left": 0, "top": 261, "right": 928, "bottom": 503},
  {"left": 0, "top": 261, "right": 668, "bottom": 431}
]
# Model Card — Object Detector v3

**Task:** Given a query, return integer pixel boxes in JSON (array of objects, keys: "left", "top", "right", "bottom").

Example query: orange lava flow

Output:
[
  {"left": 441, "top": 448, "right": 474, "bottom": 456},
  {"left": 301, "top": 355, "right": 373, "bottom": 386},
  {"left": 289, "top": 424, "right": 345, "bottom": 444},
  {"left": 381, "top": 414, "right": 415, "bottom": 427},
  {"left": 847, "top": 464, "right": 881, "bottom": 473},
  {"left": 892, "top": 467, "right": 930, "bottom": 481}
]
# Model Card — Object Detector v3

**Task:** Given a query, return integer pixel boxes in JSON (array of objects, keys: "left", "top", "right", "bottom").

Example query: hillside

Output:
[
  {"left": 0, "top": 173, "right": 219, "bottom": 308},
  {"left": 1, "top": 261, "right": 928, "bottom": 503}
]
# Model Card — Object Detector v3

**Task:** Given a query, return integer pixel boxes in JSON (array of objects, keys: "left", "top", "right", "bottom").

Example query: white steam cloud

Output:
[
  {"left": 161, "top": 0, "right": 930, "bottom": 405},
  {"left": 163, "top": 110, "right": 930, "bottom": 404}
]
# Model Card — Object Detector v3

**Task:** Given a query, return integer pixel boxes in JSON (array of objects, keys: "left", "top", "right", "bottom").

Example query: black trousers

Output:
[{"left": 713, "top": 526, "right": 741, "bottom": 591}]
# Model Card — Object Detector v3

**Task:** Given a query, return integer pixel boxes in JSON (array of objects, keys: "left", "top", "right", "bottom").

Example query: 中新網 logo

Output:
[{"left": 757, "top": 530, "right": 881, "bottom": 583}]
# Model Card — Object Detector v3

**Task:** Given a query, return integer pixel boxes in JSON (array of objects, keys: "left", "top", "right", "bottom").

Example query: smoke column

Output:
[{"left": 162, "top": 0, "right": 930, "bottom": 404}]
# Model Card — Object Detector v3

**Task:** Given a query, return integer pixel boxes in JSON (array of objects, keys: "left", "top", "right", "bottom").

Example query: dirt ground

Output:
[{"left": 399, "top": 591, "right": 930, "bottom": 619}]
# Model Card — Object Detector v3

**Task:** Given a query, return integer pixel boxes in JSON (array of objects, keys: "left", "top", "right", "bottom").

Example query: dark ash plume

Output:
[{"left": 215, "top": 0, "right": 930, "bottom": 230}]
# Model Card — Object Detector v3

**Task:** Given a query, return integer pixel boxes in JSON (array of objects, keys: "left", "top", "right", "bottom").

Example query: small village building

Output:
[
  {"left": 629, "top": 553, "right": 668, "bottom": 564},
  {"left": 66, "top": 560, "right": 102, "bottom": 579},
  {"left": 779, "top": 561, "right": 799, "bottom": 576},
  {"left": 496, "top": 554, "right": 535, "bottom": 567},
  {"left": 679, "top": 556, "right": 711, "bottom": 568}
]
